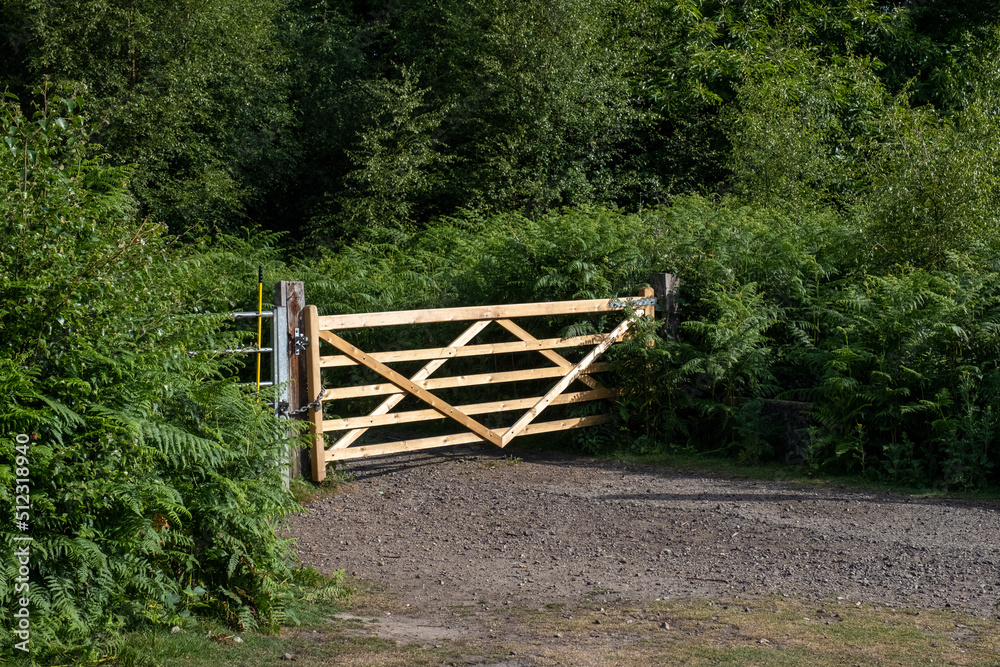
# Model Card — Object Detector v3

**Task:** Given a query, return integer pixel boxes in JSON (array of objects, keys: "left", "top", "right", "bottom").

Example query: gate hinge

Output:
[{"left": 293, "top": 328, "right": 310, "bottom": 356}]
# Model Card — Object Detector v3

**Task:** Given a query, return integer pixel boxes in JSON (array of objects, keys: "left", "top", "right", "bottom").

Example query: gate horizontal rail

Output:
[
  {"left": 325, "top": 414, "right": 611, "bottom": 461},
  {"left": 315, "top": 296, "right": 655, "bottom": 330},
  {"left": 318, "top": 333, "right": 605, "bottom": 367},
  {"left": 322, "top": 387, "right": 618, "bottom": 431}
]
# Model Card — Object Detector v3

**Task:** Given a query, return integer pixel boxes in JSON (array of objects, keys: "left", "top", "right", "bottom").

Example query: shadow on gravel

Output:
[
  {"left": 337, "top": 450, "right": 472, "bottom": 481},
  {"left": 602, "top": 491, "right": 862, "bottom": 504},
  {"left": 596, "top": 485, "right": 1000, "bottom": 511},
  {"left": 340, "top": 445, "right": 1000, "bottom": 511}
]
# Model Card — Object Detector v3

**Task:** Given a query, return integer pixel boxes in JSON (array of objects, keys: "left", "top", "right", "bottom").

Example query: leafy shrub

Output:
[
  {"left": 0, "top": 87, "right": 299, "bottom": 661},
  {"left": 804, "top": 261, "right": 1000, "bottom": 487},
  {"left": 610, "top": 198, "right": 826, "bottom": 461},
  {"left": 609, "top": 196, "right": 1000, "bottom": 488},
  {"left": 299, "top": 192, "right": 1000, "bottom": 489}
]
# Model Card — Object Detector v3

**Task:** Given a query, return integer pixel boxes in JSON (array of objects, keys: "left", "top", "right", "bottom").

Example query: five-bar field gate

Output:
[{"left": 300, "top": 288, "right": 657, "bottom": 481}]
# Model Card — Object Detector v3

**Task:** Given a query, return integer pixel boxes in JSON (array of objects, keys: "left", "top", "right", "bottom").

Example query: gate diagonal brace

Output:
[
  {"left": 500, "top": 314, "right": 635, "bottom": 447},
  {"left": 494, "top": 319, "right": 598, "bottom": 389},
  {"left": 317, "top": 330, "right": 503, "bottom": 447},
  {"left": 326, "top": 319, "right": 491, "bottom": 451}
]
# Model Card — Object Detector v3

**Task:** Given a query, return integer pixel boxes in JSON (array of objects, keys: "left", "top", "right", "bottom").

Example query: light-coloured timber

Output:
[
  {"left": 317, "top": 329, "right": 504, "bottom": 447},
  {"left": 316, "top": 296, "right": 651, "bottom": 330},
  {"left": 501, "top": 315, "right": 637, "bottom": 446},
  {"left": 302, "top": 305, "right": 326, "bottom": 481},
  {"left": 321, "top": 362, "right": 611, "bottom": 401},
  {"left": 495, "top": 318, "right": 598, "bottom": 389},
  {"left": 639, "top": 286, "right": 656, "bottom": 349},
  {"left": 640, "top": 286, "right": 656, "bottom": 319},
  {"left": 322, "top": 387, "right": 618, "bottom": 431},
  {"left": 304, "top": 288, "right": 658, "bottom": 472},
  {"left": 325, "top": 414, "right": 611, "bottom": 461},
  {"left": 328, "top": 320, "right": 491, "bottom": 451},
  {"left": 317, "top": 332, "right": 604, "bottom": 368}
]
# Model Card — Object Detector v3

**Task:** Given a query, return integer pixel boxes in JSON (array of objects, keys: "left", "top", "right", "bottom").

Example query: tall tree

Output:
[
  {"left": 0, "top": 0, "right": 293, "bottom": 232},
  {"left": 288, "top": 0, "right": 640, "bottom": 245}
]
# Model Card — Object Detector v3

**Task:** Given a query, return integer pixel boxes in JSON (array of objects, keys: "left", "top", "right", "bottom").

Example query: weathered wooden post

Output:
[
  {"left": 273, "top": 281, "right": 309, "bottom": 479},
  {"left": 651, "top": 273, "right": 680, "bottom": 336}
]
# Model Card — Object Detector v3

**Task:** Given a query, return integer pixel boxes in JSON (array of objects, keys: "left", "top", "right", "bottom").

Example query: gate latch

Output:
[{"left": 293, "top": 328, "right": 310, "bottom": 356}]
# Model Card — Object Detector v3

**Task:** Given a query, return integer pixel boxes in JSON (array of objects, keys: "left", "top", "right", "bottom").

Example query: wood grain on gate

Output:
[{"left": 302, "top": 288, "right": 655, "bottom": 481}]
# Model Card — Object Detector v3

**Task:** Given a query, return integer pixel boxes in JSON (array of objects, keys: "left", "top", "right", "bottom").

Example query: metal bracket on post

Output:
[{"left": 293, "top": 329, "right": 309, "bottom": 356}]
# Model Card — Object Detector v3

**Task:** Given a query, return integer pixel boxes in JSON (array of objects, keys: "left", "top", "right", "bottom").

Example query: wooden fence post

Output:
[
  {"left": 273, "top": 281, "right": 308, "bottom": 479},
  {"left": 651, "top": 273, "right": 680, "bottom": 336}
]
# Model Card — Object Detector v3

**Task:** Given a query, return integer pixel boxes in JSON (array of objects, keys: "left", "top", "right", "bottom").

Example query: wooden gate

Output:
[{"left": 301, "top": 288, "right": 655, "bottom": 481}]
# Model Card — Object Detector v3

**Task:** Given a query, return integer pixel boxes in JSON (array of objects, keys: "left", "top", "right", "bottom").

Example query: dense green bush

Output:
[
  {"left": 303, "top": 206, "right": 657, "bottom": 320},
  {"left": 610, "top": 198, "right": 838, "bottom": 461},
  {"left": 0, "top": 89, "right": 300, "bottom": 661},
  {"left": 805, "top": 262, "right": 1000, "bottom": 488},
  {"left": 295, "top": 194, "right": 1000, "bottom": 489},
  {"left": 608, "top": 197, "right": 1000, "bottom": 488}
]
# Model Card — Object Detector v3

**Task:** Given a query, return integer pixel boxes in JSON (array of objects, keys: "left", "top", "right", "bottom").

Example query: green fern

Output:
[{"left": 1, "top": 90, "right": 300, "bottom": 661}]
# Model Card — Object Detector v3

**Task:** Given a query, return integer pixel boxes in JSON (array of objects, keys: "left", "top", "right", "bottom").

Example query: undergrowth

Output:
[
  {"left": 4, "top": 67, "right": 1000, "bottom": 663},
  {"left": 299, "top": 195, "right": 1000, "bottom": 493},
  {"left": 0, "top": 88, "right": 304, "bottom": 662}
]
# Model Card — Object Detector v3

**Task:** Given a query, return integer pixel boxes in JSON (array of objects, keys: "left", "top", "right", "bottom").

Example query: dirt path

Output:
[{"left": 287, "top": 447, "right": 1000, "bottom": 659}]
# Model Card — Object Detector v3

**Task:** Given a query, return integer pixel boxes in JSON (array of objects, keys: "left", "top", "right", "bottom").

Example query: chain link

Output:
[{"left": 277, "top": 386, "right": 326, "bottom": 417}]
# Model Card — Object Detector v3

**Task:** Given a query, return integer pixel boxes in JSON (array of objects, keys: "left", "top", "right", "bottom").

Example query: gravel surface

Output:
[{"left": 289, "top": 447, "right": 1000, "bottom": 622}]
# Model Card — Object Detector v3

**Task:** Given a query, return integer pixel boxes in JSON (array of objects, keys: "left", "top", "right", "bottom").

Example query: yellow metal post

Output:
[{"left": 256, "top": 265, "right": 263, "bottom": 395}]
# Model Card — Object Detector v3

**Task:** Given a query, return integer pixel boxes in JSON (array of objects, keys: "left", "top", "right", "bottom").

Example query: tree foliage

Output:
[
  {"left": 0, "top": 0, "right": 293, "bottom": 232},
  {"left": 3, "top": 0, "right": 996, "bottom": 242},
  {"left": 286, "top": 0, "right": 638, "bottom": 243}
]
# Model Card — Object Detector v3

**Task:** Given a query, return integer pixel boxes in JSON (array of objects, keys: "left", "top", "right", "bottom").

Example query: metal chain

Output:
[{"left": 277, "top": 386, "right": 326, "bottom": 417}]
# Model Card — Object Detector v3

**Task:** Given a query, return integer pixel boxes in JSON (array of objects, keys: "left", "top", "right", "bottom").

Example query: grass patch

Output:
[
  {"left": 504, "top": 596, "right": 1000, "bottom": 666},
  {"left": 104, "top": 579, "right": 1000, "bottom": 666},
  {"left": 290, "top": 471, "right": 347, "bottom": 506},
  {"left": 107, "top": 570, "right": 480, "bottom": 667}
]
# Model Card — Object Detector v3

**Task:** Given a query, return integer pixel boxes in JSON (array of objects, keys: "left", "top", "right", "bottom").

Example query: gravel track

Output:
[{"left": 289, "top": 447, "right": 1000, "bottom": 621}]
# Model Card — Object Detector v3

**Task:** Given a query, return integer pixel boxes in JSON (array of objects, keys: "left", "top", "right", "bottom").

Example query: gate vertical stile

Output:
[
  {"left": 640, "top": 285, "right": 655, "bottom": 320},
  {"left": 302, "top": 304, "right": 326, "bottom": 482}
]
